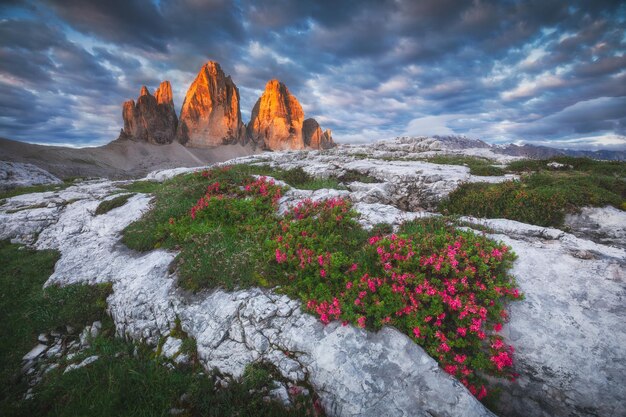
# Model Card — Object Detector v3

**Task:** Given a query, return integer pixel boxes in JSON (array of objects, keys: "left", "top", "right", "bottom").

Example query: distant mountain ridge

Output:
[{"left": 429, "top": 135, "right": 626, "bottom": 161}]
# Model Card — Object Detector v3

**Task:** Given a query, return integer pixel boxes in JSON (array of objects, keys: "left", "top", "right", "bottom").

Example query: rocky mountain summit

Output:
[
  {"left": 118, "top": 61, "right": 335, "bottom": 151},
  {"left": 1, "top": 137, "right": 624, "bottom": 417},
  {"left": 303, "top": 118, "right": 334, "bottom": 150},
  {"left": 119, "top": 82, "right": 178, "bottom": 144},
  {"left": 247, "top": 79, "right": 335, "bottom": 151},
  {"left": 247, "top": 79, "right": 305, "bottom": 150},
  {"left": 176, "top": 61, "right": 246, "bottom": 147}
]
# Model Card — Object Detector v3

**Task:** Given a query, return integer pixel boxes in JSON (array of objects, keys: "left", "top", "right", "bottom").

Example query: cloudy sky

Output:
[{"left": 1, "top": 0, "right": 625, "bottom": 149}]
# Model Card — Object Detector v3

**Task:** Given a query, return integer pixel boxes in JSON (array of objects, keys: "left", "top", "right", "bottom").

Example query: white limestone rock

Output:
[
  {"left": 0, "top": 161, "right": 62, "bottom": 191},
  {"left": 161, "top": 337, "right": 183, "bottom": 360},
  {"left": 564, "top": 206, "right": 626, "bottom": 249},
  {"left": 462, "top": 217, "right": 626, "bottom": 417},
  {"left": 23, "top": 344, "right": 47, "bottom": 361},
  {"left": 64, "top": 355, "right": 99, "bottom": 373}
]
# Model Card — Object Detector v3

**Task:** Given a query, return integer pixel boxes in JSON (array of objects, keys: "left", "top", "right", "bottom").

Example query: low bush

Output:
[{"left": 267, "top": 204, "right": 520, "bottom": 401}]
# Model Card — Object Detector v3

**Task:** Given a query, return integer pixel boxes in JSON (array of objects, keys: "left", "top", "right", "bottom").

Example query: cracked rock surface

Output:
[
  {"left": 459, "top": 217, "right": 626, "bottom": 417},
  {"left": 1, "top": 138, "right": 624, "bottom": 417}
]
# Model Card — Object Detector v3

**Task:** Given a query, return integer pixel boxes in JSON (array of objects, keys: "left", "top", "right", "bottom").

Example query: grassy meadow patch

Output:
[
  {"left": 16, "top": 337, "right": 319, "bottom": 417},
  {"left": 0, "top": 178, "right": 81, "bottom": 200},
  {"left": 0, "top": 240, "right": 112, "bottom": 414},
  {"left": 441, "top": 158, "right": 626, "bottom": 227},
  {"left": 95, "top": 193, "right": 134, "bottom": 215}
]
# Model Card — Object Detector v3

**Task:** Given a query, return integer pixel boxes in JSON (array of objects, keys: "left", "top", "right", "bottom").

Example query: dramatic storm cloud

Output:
[{"left": 0, "top": 0, "right": 624, "bottom": 149}]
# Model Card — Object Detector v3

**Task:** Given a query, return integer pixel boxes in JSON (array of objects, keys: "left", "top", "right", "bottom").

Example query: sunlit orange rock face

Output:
[
  {"left": 120, "top": 81, "right": 178, "bottom": 144},
  {"left": 303, "top": 118, "right": 335, "bottom": 149},
  {"left": 176, "top": 61, "right": 245, "bottom": 147},
  {"left": 247, "top": 80, "right": 305, "bottom": 150}
]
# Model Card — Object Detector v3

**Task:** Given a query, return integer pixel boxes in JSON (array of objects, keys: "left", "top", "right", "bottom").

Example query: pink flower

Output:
[
  {"left": 491, "top": 338, "right": 505, "bottom": 350},
  {"left": 477, "top": 385, "right": 488, "bottom": 400},
  {"left": 357, "top": 316, "right": 366, "bottom": 328},
  {"left": 412, "top": 326, "right": 421, "bottom": 338},
  {"left": 346, "top": 281, "right": 353, "bottom": 290},
  {"left": 457, "top": 327, "right": 467, "bottom": 337},
  {"left": 444, "top": 364, "right": 457, "bottom": 375},
  {"left": 490, "top": 351, "right": 513, "bottom": 370},
  {"left": 454, "top": 354, "right": 467, "bottom": 364},
  {"left": 493, "top": 323, "right": 503, "bottom": 332},
  {"left": 320, "top": 269, "right": 327, "bottom": 277}
]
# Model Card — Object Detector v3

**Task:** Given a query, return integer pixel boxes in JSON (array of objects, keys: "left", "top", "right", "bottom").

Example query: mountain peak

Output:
[{"left": 176, "top": 61, "right": 244, "bottom": 147}]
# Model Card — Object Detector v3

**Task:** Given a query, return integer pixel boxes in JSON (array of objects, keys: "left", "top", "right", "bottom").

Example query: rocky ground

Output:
[
  {"left": 1, "top": 137, "right": 624, "bottom": 417},
  {"left": 0, "top": 136, "right": 259, "bottom": 180}
]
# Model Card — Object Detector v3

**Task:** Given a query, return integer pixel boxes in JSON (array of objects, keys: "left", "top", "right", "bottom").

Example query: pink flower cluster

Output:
[
  {"left": 307, "top": 298, "right": 342, "bottom": 324},
  {"left": 268, "top": 197, "right": 521, "bottom": 401},
  {"left": 243, "top": 176, "right": 282, "bottom": 204},
  {"left": 291, "top": 198, "right": 349, "bottom": 220},
  {"left": 189, "top": 175, "right": 282, "bottom": 220}
]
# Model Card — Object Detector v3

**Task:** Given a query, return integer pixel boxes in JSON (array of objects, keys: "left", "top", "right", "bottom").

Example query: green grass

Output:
[
  {"left": 95, "top": 194, "right": 134, "bottom": 215},
  {"left": 0, "top": 182, "right": 68, "bottom": 200},
  {"left": 0, "top": 239, "right": 322, "bottom": 416},
  {"left": 177, "top": 226, "right": 267, "bottom": 291},
  {"left": 0, "top": 177, "right": 89, "bottom": 200},
  {"left": 440, "top": 170, "right": 625, "bottom": 227},
  {"left": 507, "top": 156, "right": 626, "bottom": 177},
  {"left": 337, "top": 169, "right": 379, "bottom": 183},
  {"left": 122, "top": 165, "right": 282, "bottom": 291},
  {"left": 119, "top": 180, "right": 162, "bottom": 194},
  {"left": 15, "top": 337, "right": 316, "bottom": 417},
  {"left": 0, "top": 240, "right": 112, "bottom": 414},
  {"left": 250, "top": 165, "right": 344, "bottom": 190}
]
